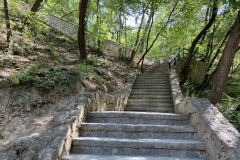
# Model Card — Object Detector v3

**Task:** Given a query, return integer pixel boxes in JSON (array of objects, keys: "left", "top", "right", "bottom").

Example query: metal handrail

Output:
[{"left": 168, "top": 48, "right": 206, "bottom": 68}]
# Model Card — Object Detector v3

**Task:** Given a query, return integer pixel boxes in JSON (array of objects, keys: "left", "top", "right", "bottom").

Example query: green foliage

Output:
[
  {"left": 220, "top": 94, "right": 240, "bottom": 131},
  {"left": 175, "top": 58, "right": 208, "bottom": 85},
  {"left": 9, "top": 63, "right": 71, "bottom": 91},
  {"left": 70, "top": 62, "right": 94, "bottom": 78}
]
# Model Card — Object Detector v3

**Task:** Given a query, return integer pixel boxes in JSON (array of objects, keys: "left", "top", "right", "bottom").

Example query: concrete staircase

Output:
[{"left": 65, "top": 63, "right": 207, "bottom": 160}]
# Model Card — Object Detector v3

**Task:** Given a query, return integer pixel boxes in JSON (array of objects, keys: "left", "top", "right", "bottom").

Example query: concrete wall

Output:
[{"left": 169, "top": 69, "right": 240, "bottom": 160}]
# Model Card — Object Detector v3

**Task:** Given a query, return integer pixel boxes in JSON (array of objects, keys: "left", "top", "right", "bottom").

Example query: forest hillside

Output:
[{"left": 0, "top": 0, "right": 240, "bottom": 159}]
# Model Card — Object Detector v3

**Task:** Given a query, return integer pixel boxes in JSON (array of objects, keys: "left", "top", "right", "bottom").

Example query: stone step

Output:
[
  {"left": 134, "top": 82, "right": 170, "bottom": 85},
  {"left": 131, "top": 89, "right": 171, "bottom": 92},
  {"left": 141, "top": 72, "right": 168, "bottom": 74},
  {"left": 138, "top": 75, "right": 169, "bottom": 78},
  {"left": 79, "top": 123, "right": 196, "bottom": 139},
  {"left": 86, "top": 111, "right": 189, "bottom": 125},
  {"left": 135, "top": 79, "right": 169, "bottom": 82},
  {"left": 137, "top": 75, "right": 169, "bottom": 78},
  {"left": 71, "top": 137, "right": 206, "bottom": 158},
  {"left": 136, "top": 78, "right": 169, "bottom": 81},
  {"left": 127, "top": 103, "right": 173, "bottom": 108},
  {"left": 133, "top": 83, "right": 169, "bottom": 86},
  {"left": 124, "top": 106, "right": 174, "bottom": 113},
  {"left": 128, "top": 99, "right": 173, "bottom": 103},
  {"left": 133, "top": 86, "right": 171, "bottom": 89},
  {"left": 126, "top": 102, "right": 173, "bottom": 107},
  {"left": 130, "top": 90, "right": 171, "bottom": 94},
  {"left": 65, "top": 154, "right": 207, "bottom": 160},
  {"left": 136, "top": 76, "right": 169, "bottom": 79},
  {"left": 129, "top": 95, "right": 172, "bottom": 99}
]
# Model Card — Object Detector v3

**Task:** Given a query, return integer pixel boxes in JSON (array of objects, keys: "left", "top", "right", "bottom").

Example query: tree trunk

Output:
[
  {"left": 118, "top": 12, "right": 122, "bottom": 57},
  {"left": 3, "top": 0, "right": 11, "bottom": 43},
  {"left": 137, "top": 1, "right": 178, "bottom": 67},
  {"left": 198, "top": 29, "right": 231, "bottom": 90},
  {"left": 96, "top": 0, "right": 101, "bottom": 48},
  {"left": 124, "top": 16, "right": 127, "bottom": 59},
  {"left": 31, "top": 0, "right": 44, "bottom": 12},
  {"left": 78, "top": 0, "right": 89, "bottom": 60},
  {"left": 201, "top": 6, "right": 210, "bottom": 41},
  {"left": 208, "top": 11, "right": 240, "bottom": 105},
  {"left": 140, "top": 9, "right": 154, "bottom": 54},
  {"left": 129, "top": 4, "right": 146, "bottom": 64},
  {"left": 24, "top": 0, "right": 44, "bottom": 26},
  {"left": 179, "top": 2, "right": 218, "bottom": 86}
]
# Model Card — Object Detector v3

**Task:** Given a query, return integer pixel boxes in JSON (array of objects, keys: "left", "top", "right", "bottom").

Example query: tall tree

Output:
[
  {"left": 179, "top": 1, "right": 218, "bottom": 86},
  {"left": 137, "top": 0, "right": 178, "bottom": 68},
  {"left": 199, "top": 29, "right": 231, "bottom": 90},
  {"left": 140, "top": 8, "right": 154, "bottom": 54},
  {"left": 24, "top": 0, "right": 44, "bottom": 26},
  {"left": 78, "top": 0, "right": 89, "bottom": 60},
  {"left": 208, "top": 11, "right": 240, "bottom": 105},
  {"left": 129, "top": 4, "right": 146, "bottom": 64},
  {"left": 96, "top": 0, "right": 101, "bottom": 48},
  {"left": 3, "top": 0, "right": 12, "bottom": 43}
]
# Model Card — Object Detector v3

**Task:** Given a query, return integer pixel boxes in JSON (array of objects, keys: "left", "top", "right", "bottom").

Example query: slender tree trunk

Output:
[
  {"left": 3, "top": 0, "right": 11, "bottom": 43},
  {"left": 129, "top": 5, "right": 146, "bottom": 64},
  {"left": 201, "top": 6, "right": 210, "bottom": 41},
  {"left": 96, "top": 0, "right": 101, "bottom": 48},
  {"left": 179, "top": 2, "right": 218, "bottom": 86},
  {"left": 137, "top": 1, "right": 178, "bottom": 67},
  {"left": 118, "top": 12, "right": 122, "bottom": 57},
  {"left": 24, "top": 0, "right": 44, "bottom": 26},
  {"left": 208, "top": 11, "right": 240, "bottom": 105},
  {"left": 140, "top": 9, "right": 154, "bottom": 54},
  {"left": 199, "top": 29, "right": 231, "bottom": 90},
  {"left": 78, "top": 0, "right": 89, "bottom": 60},
  {"left": 124, "top": 16, "right": 127, "bottom": 59}
]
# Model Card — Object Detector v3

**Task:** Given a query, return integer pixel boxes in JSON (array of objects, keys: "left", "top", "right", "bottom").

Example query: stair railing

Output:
[{"left": 168, "top": 48, "right": 206, "bottom": 69}]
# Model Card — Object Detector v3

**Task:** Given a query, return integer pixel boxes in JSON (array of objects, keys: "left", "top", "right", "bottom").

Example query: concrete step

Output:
[
  {"left": 86, "top": 111, "right": 189, "bottom": 125},
  {"left": 124, "top": 106, "right": 174, "bottom": 113},
  {"left": 136, "top": 76, "right": 169, "bottom": 79},
  {"left": 131, "top": 89, "right": 171, "bottom": 92},
  {"left": 65, "top": 154, "right": 207, "bottom": 160},
  {"left": 79, "top": 123, "right": 196, "bottom": 139},
  {"left": 133, "top": 86, "right": 170, "bottom": 89},
  {"left": 137, "top": 75, "right": 169, "bottom": 78},
  {"left": 126, "top": 103, "right": 173, "bottom": 108},
  {"left": 129, "top": 95, "right": 172, "bottom": 99},
  {"left": 130, "top": 91, "right": 172, "bottom": 95},
  {"left": 136, "top": 77, "right": 169, "bottom": 80},
  {"left": 138, "top": 75, "right": 169, "bottom": 78},
  {"left": 128, "top": 99, "right": 173, "bottom": 103},
  {"left": 134, "top": 82, "right": 170, "bottom": 85},
  {"left": 71, "top": 137, "right": 206, "bottom": 158},
  {"left": 126, "top": 102, "right": 173, "bottom": 107},
  {"left": 135, "top": 79, "right": 169, "bottom": 82}
]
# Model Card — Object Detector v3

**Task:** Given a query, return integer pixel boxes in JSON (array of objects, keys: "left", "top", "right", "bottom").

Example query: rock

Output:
[
  {"left": 38, "top": 148, "right": 55, "bottom": 160},
  {"left": 13, "top": 133, "right": 40, "bottom": 155}
]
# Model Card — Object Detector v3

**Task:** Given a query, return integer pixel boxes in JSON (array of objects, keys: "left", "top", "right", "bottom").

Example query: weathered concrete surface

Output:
[
  {"left": 169, "top": 69, "right": 240, "bottom": 160},
  {"left": 64, "top": 154, "right": 207, "bottom": 160},
  {"left": 168, "top": 69, "right": 184, "bottom": 110}
]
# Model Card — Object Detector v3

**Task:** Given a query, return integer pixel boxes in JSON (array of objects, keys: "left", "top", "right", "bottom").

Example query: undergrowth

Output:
[{"left": 181, "top": 72, "right": 240, "bottom": 131}]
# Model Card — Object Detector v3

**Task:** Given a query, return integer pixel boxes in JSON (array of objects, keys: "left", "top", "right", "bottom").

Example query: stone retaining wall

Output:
[
  {"left": 15, "top": 72, "right": 137, "bottom": 160},
  {"left": 169, "top": 69, "right": 240, "bottom": 160}
]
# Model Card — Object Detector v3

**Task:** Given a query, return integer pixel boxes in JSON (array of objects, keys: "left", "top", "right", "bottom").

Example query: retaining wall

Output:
[
  {"left": 169, "top": 69, "right": 240, "bottom": 160},
  {"left": 14, "top": 72, "right": 137, "bottom": 160}
]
